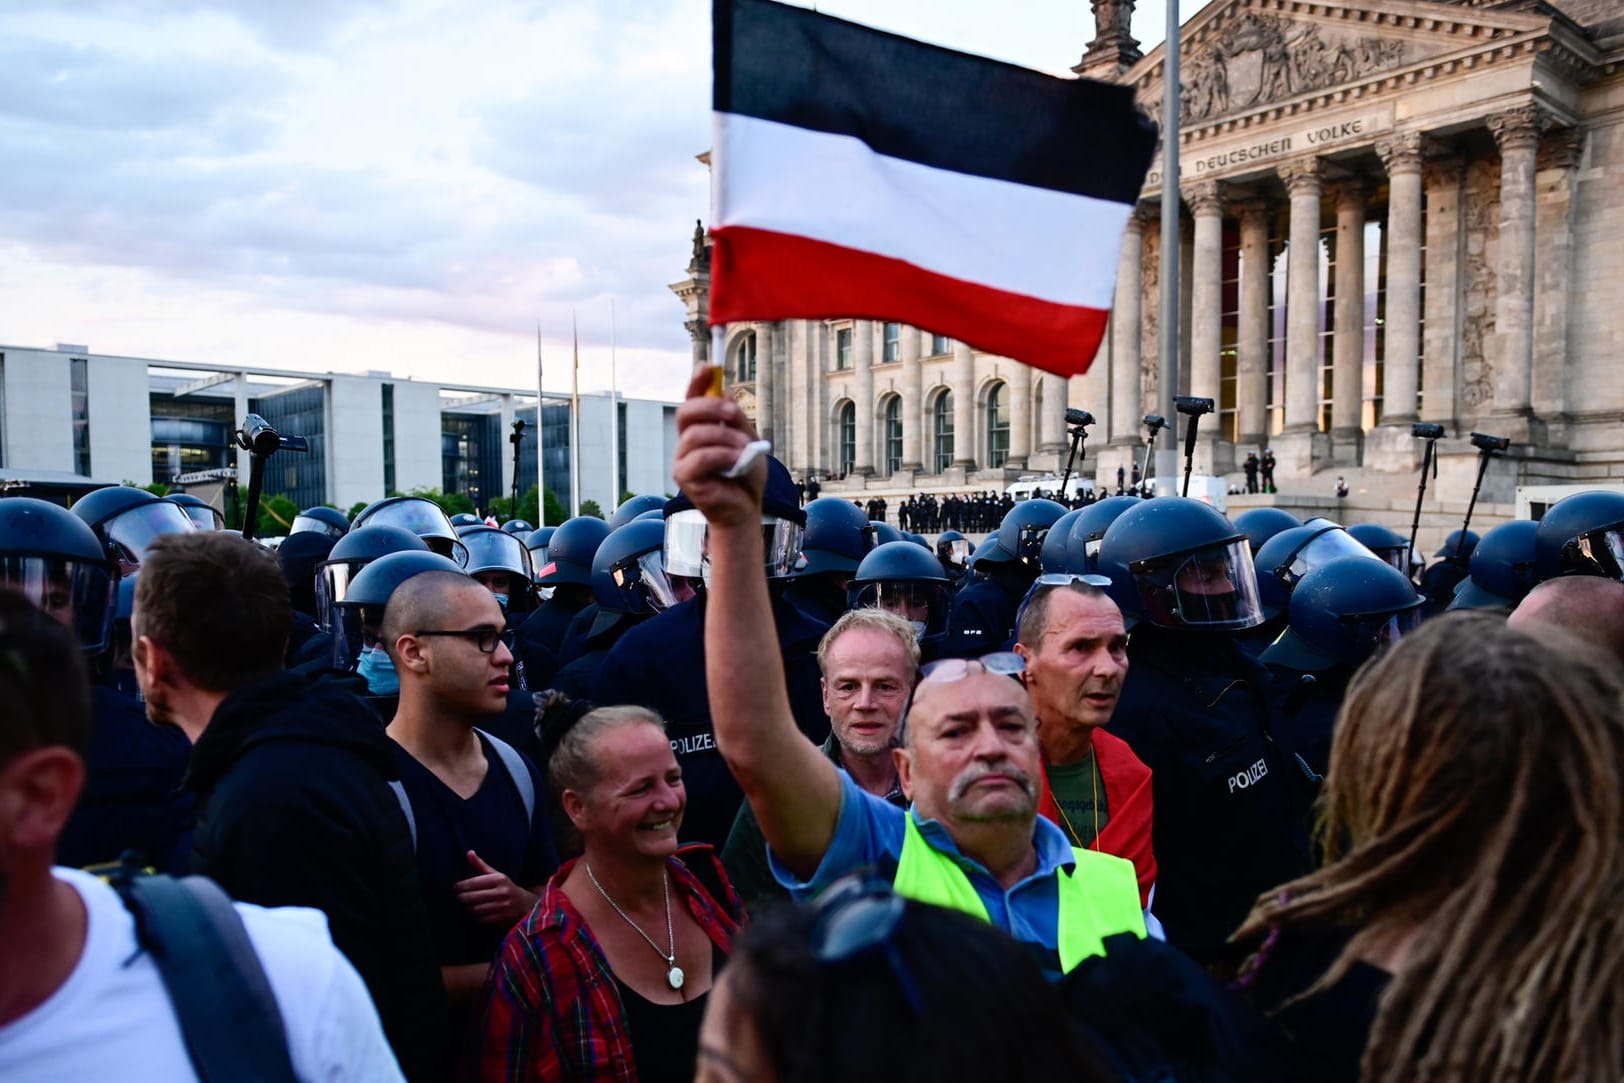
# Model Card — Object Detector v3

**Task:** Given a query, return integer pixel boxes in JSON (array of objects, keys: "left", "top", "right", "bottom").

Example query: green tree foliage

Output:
[
  {"left": 135, "top": 481, "right": 172, "bottom": 497},
  {"left": 404, "top": 486, "right": 475, "bottom": 517},
  {"left": 348, "top": 501, "right": 370, "bottom": 522},
  {"left": 578, "top": 499, "right": 604, "bottom": 520},
  {"left": 255, "top": 494, "right": 299, "bottom": 538}
]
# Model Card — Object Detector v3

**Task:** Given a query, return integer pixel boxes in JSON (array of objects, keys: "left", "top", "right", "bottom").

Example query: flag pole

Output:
[
  {"left": 536, "top": 320, "right": 546, "bottom": 527},
  {"left": 1156, "top": 0, "right": 1182, "bottom": 487},
  {"left": 610, "top": 298, "right": 620, "bottom": 508},
  {"left": 571, "top": 312, "right": 582, "bottom": 518}
]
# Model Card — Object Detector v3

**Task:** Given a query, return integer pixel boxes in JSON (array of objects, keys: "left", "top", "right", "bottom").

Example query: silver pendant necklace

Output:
[{"left": 585, "top": 863, "right": 684, "bottom": 990}]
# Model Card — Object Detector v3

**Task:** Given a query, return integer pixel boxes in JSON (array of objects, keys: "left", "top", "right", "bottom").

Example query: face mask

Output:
[
  {"left": 492, "top": 593, "right": 510, "bottom": 612},
  {"left": 910, "top": 620, "right": 928, "bottom": 639},
  {"left": 357, "top": 646, "right": 399, "bottom": 696}
]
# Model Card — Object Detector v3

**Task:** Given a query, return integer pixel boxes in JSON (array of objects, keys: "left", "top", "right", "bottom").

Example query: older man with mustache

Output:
[{"left": 673, "top": 367, "right": 1145, "bottom": 978}]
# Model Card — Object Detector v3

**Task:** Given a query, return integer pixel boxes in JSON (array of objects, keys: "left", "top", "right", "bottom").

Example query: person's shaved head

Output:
[
  {"left": 1508, "top": 576, "right": 1624, "bottom": 664},
  {"left": 380, "top": 570, "right": 482, "bottom": 657}
]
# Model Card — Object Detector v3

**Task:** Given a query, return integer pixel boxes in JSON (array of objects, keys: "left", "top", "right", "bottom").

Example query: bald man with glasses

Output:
[
  {"left": 381, "top": 570, "right": 558, "bottom": 1027},
  {"left": 672, "top": 367, "right": 1144, "bottom": 979}
]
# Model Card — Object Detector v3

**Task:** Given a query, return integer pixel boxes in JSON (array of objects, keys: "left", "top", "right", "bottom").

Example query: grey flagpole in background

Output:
[
  {"left": 536, "top": 321, "right": 546, "bottom": 527},
  {"left": 1157, "top": 0, "right": 1183, "bottom": 487}
]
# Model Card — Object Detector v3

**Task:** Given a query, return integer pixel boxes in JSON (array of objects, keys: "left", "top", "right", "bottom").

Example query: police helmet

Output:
[
  {"left": 460, "top": 526, "right": 537, "bottom": 614},
  {"left": 450, "top": 513, "right": 483, "bottom": 528},
  {"left": 1346, "top": 523, "right": 1411, "bottom": 573},
  {"left": 1447, "top": 577, "right": 1516, "bottom": 611},
  {"left": 1532, "top": 490, "right": 1624, "bottom": 582},
  {"left": 1263, "top": 556, "right": 1423, "bottom": 672},
  {"left": 1253, "top": 524, "right": 1383, "bottom": 621},
  {"left": 314, "top": 526, "right": 430, "bottom": 635},
  {"left": 609, "top": 495, "right": 666, "bottom": 531},
  {"left": 1038, "top": 509, "right": 1087, "bottom": 574},
  {"left": 350, "top": 496, "right": 468, "bottom": 567},
  {"left": 849, "top": 540, "right": 951, "bottom": 641},
  {"left": 997, "top": 499, "right": 1070, "bottom": 567},
  {"left": 1233, "top": 508, "right": 1305, "bottom": 556},
  {"left": 968, "top": 535, "right": 1015, "bottom": 571},
  {"left": 1434, "top": 528, "right": 1481, "bottom": 563},
  {"left": 290, "top": 506, "right": 350, "bottom": 539},
  {"left": 1464, "top": 519, "right": 1539, "bottom": 603},
  {"left": 792, "top": 497, "right": 875, "bottom": 578},
  {"left": 869, "top": 520, "right": 903, "bottom": 546},
  {"left": 537, "top": 516, "right": 612, "bottom": 587},
  {"left": 589, "top": 519, "right": 688, "bottom": 632},
  {"left": 500, "top": 519, "right": 532, "bottom": 535},
  {"left": 72, "top": 486, "right": 197, "bottom": 569},
  {"left": 1096, "top": 497, "right": 1263, "bottom": 631},
  {"left": 166, "top": 493, "right": 224, "bottom": 531},
  {"left": 903, "top": 532, "right": 931, "bottom": 550},
  {"left": 328, "top": 550, "right": 465, "bottom": 671},
  {"left": 523, "top": 526, "right": 556, "bottom": 581},
  {"left": 665, "top": 455, "right": 805, "bottom": 586},
  {"left": 0, "top": 497, "right": 120, "bottom": 653},
  {"left": 1065, "top": 495, "right": 1141, "bottom": 574},
  {"left": 936, "top": 530, "right": 970, "bottom": 570},
  {"left": 634, "top": 509, "right": 664, "bottom": 523}
]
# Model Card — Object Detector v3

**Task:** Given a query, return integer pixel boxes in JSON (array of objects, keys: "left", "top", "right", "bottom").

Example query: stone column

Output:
[
  {"left": 755, "top": 323, "right": 776, "bottom": 447},
  {"left": 1329, "top": 178, "right": 1366, "bottom": 462},
  {"left": 1421, "top": 155, "right": 1463, "bottom": 427},
  {"left": 1007, "top": 362, "right": 1032, "bottom": 469},
  {"left": 1533, "top": 128, "right": 1583, "bottom": 430},
  {"left": 951, "top": 340, "right": 976, "bottom": 470},
  {"left": 1235, "top": 198, "right": 1271, "bottom": 452},
  {"left": 1186, "top": 181, "right": 1226, "bottom": 474},
  {"left": 1110, "top": 210, "right": 1145, "bottom": 446},
  {"left": 852, "top": 320, "right": 875, "bottom": 476},
  {"left": 899, "top": 324, "right": 923, "bottom": 472},
  {"left": 1040, "top": 372, "right": 1070, "bottom": 456},
  {"left": 1487, "top": 104, "right": 1550, "bottom": 428},
  {"left": 1279, "top": 157, "right": 1325, "bottom": 477},
  {"left": 1377, "top": 132, "right": 1425, "bottom": 426}
]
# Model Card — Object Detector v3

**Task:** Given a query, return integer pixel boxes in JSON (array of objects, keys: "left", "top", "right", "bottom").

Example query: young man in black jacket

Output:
[{"left": 132, "top": 532, "right": 446, "bottom": 1081}]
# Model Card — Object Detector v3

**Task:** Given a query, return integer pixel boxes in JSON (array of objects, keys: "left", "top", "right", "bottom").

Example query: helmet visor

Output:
[
  {"left": 361, "top": 502, "right": 468, "bottom": 565},
  {"left": 463, "top": 530, "right": 533, "bottom": 580},
  {"left": 851, "top": 581, "right": 949, "bottom": 636},
  {"left": 611, "top": 550, "right": 692, "bottom": 613},
  {"left": 1282, "top": 529, "right": 1381, "bottom": 588},
  {"left": 179, "top": 504, "right": 224, "bottom": 531},
  {"left": 291, "top": 513, "right": 347, "bottom": 540},
  {"left": 1343, "top": 604, "right": 1424, "bottom": 650},
  {"left": 665, "top": 508, "right": 802, "bottom": 583},
  {"left": 315, "top": 560, "right": 363, "bottom": 632},
  {"left": 0, "top": 555, "right": 118, "bottom": 653},
  {"left": 941, "top": 539, "right": 971, "bottom": 567},
  {"left": 104, "top": 502, "right": 197, "bottom": 565},
  {"left": 1569, "top": 525, "right": 1624, "bottom": 580},
  {"left": 1138, "top": 540, "right": 1264, "bottom": 630},
  {"left": 328, "top": 603, "right": 385, "bottom": 672}
]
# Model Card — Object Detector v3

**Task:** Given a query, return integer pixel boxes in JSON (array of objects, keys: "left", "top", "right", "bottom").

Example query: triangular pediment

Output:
[{"left": 1126, "top": 0, "right": 1559, "bottom": 127}]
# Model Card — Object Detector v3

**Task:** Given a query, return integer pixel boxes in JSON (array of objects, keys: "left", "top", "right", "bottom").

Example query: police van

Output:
[
  {"left": 1144, "top": 474, "right": 1230, "bottom": 513},
  {"left": 1005, "top": 474, "right": 1094, "bottom": 502},
  {"left": 1515, "top": 482, "right": 1624, "bottom": 521}
]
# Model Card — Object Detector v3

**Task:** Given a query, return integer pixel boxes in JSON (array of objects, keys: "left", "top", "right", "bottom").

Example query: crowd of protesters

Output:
[{"left": 1, "top": 362, "right": 1621, "bottom": 1082}]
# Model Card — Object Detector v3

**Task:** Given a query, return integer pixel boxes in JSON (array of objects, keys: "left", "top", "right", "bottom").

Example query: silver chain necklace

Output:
[{"left": 584, "top": 863, "right": 684, "bottom": 990}]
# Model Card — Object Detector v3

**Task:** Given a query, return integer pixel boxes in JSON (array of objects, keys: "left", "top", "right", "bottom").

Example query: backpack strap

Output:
[
  {"left": 387, "top": 779, "right": 418, "bottom": 851},
  {"left": 114, "top": 870, "right": 299, "bottom": 1083},
  {"left": 477, "top": 729, "right": 536, "bottom": 827}
]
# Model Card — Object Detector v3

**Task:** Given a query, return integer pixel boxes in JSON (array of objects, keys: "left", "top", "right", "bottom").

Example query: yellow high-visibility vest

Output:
[{"left": 892, "top": 813, "right": 1146, "bottom": 972}]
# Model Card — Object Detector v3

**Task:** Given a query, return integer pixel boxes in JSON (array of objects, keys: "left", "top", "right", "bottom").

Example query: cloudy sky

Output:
[{"left": 1, "top": 0, "right": 1197, "bottom": 402}]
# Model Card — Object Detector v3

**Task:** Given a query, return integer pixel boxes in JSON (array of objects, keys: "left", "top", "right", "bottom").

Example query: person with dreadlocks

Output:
[{"left": 1230, "top": 610, "right": 1624, "bottom": 1082}]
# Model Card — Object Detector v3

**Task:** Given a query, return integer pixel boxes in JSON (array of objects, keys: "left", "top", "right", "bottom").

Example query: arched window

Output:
[
  {"left": 837, "top": 401, "right": 856, "bottom": 477},
  {"left": 932, "top": 391, "right": 954, "bottom": 473},
  {"left": 883, "top": 396, "right": 903, "bottom": 475},
  {"left": 734, "top": 331, "right": 758, "bottom": 382},
  {"left": 986, "top": 382, "right": 1009, "bottom": 468}
]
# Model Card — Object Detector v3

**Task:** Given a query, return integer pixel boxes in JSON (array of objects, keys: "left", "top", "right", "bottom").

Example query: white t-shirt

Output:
[{"left": 0, "top": 867, "right": 405, "bottom": 1083}]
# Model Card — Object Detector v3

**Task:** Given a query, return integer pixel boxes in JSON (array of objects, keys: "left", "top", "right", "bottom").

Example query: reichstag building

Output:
[{"left": 672, "top": 0, "right": 1623, "bottom": 507}]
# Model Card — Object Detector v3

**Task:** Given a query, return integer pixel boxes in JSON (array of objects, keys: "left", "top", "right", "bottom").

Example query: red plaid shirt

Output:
[{"left": 465, "top": 847, "right": 742, "bottom": 1082}]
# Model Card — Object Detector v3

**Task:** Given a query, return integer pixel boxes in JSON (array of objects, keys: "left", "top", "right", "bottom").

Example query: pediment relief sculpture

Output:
[{"left": 1179, "top": 14, "right": 1410, "bottom": 123}]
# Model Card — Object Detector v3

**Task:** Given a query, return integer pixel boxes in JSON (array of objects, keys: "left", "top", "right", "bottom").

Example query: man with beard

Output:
[
  {"left": 672, "top": 367, "right": 1145, "bottom": 978},
  {"left": 720, "top": 608, "right": 915, "bottom": 910}
]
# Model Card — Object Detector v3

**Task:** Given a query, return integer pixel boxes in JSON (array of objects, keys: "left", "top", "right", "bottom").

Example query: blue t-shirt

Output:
[
  {"left": 768, "top": 772, "right": 1080, "bottom": 972},
  {"left": 390, "top": 733, "right": 559, "bottom": 966}
]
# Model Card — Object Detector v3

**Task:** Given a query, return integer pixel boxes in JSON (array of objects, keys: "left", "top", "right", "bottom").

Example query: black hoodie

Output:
[{"left": 186, "top": 671, "right": 447, "bottom": 1081}]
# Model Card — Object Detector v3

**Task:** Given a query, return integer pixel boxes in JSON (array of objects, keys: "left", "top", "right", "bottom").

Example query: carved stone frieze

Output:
[
  {"left": 1140, "top": 226, "right": 1161, "bottom": 413},
  {"left": 1178, "top": 13, "right": 1410, "bottom": 124},
  {"left": 1458, "top": 159, "right": 1501, "bottom": 412}
]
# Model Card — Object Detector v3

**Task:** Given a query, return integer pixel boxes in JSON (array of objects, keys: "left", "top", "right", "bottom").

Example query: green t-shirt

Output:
[{"left": 1047, "top": 751, "right": 1109, "bottom": 847}]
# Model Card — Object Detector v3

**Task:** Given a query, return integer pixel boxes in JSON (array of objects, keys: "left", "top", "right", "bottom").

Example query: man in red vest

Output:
[{"left": 1014, "top": 580, "right": 1158, "bottom": 918}]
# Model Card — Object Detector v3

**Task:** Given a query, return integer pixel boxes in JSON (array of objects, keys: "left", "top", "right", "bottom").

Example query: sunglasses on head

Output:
[
  {"left": 919, "top": 650, "right": 1026, "bottom": 684},
  {"left": 809, "top": 876, "right": 923, "bottom": 1014}
]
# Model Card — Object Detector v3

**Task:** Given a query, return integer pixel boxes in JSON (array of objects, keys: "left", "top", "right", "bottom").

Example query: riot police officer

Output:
[
  {"left": 935, "top": 529, "right": 971, "bottom": 586},
  {"left": 781, "top": 496, "right": 874, "bottom": 626},
  {"left": 847, "top": 540, "right": 952, "bottom": 660},
  {"left": 166, "top": 492, "right": 224, "bottom": 531},
  {"left": 72, "top": 485, "right": 197, "bottom": 575},
  {"left": 1098, "top": 497, "right": 1311, "bottom": 967},
  {"left": 1420, "top": 528, "right": 1479, "bottom": 613},
  {"left": 943, "top": 499, "right": 1067, "bottom": 655},
  {"left": 1448, "top": 519, "right": 1539, "bottom": 610},
  {"left": 550, "top": 517, "right": 682, "bottom": 698},
  {"left": 1262, "top": 555, "right": 1423, "bottom": 775},
  {"left": 291, "top": 505, "right": 352, "bottom": 539},
  {"left": 460, "top": 525, "right": 551, "bottom": 689},
  {"left": 1233, "top": 507, "right": 1304, "bottom": 557},
  {"left": 516, "top": 515, "right": 609, "bottom": 662},
  {"left": 0, "top": 497, "right": 192, "bottom": 873},
  {"left": 351, "top": 495, "right": 470, "bottom": 565},
  {"left": 1532, "top": 489, "right": 1624, "bottom": 581}
]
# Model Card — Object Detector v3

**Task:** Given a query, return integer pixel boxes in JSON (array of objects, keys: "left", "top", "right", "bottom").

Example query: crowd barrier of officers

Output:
[{"left": 2, "top": 459, "right": 1622, "bottom": 1083}]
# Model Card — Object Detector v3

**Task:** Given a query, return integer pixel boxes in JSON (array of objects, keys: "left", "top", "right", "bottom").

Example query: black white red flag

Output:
[{"left": 709, "top": 0, "right": 1157, "bottom": 377}]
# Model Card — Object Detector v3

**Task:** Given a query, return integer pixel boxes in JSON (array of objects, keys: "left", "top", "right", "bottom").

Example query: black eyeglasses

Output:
[
  {"left": 809, "top": 876, "right": 923, "bottom": 1014},
  {"left": 413, "top": 627, "right": 515, "bottom": 654}
]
